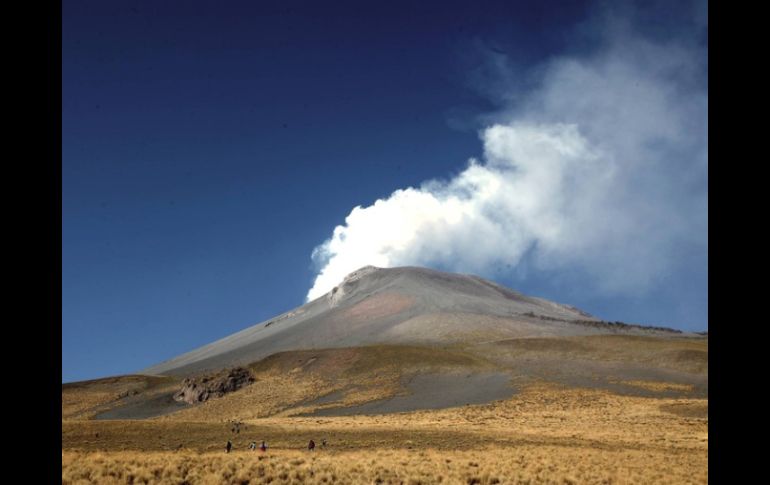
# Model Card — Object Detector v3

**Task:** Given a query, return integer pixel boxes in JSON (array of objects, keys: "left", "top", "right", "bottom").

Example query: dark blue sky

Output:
[{"left": 63, "top": 0, "right": 707, "bottom": 383}]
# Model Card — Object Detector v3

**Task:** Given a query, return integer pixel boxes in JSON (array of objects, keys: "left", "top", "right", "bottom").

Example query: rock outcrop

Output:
[{"left": 173, "top": 367, "right": 255, "bottom": 404}]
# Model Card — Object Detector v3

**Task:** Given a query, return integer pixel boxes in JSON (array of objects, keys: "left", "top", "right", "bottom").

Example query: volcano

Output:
[
  {"left": 65, "top": 266, "right": 705, "bottom": 422},
  {"left": 142, "top": 266, "right": 676, "bottom": 377}
]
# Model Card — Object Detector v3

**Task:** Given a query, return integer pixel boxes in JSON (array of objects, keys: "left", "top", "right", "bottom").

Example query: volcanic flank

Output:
[
  {"left": 64, "top": 266, "right": 706, "bottom": 422},
  {"left": 142, "top": 266, "right": 680, "bottom": 377}
]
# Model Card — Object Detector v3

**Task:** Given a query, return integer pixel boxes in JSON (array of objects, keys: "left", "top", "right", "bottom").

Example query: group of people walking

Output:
[
  {"left": 224, "top": 419, "right": 327, "bottom": 453},
  {"left": 226, "top": 438, "right": 326, "bottom": 453},
  {"left": 226, "top": 439, "right": 267, "bottom": 453},
  {"left": 248, "top": 440, "right": 269, "bottom": 452}
]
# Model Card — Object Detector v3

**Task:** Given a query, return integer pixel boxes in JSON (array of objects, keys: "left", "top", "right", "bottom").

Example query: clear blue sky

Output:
[{"left": 63, "top": 0, "right": 707, "bottom": 383}]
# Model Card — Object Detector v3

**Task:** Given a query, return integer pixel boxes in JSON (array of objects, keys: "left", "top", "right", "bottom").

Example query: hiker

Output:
[
  {"left": 260, "top": 440, "right": 268, "bottom": 452},
  {"left": 226, "top": 439, "right": 232, "bottom": 453},
  {"left": 308, "top": 439, "right": 315, "bottom": 451},
  {"left": 248, "top": 441, "right": 257, "bottom": 450}
]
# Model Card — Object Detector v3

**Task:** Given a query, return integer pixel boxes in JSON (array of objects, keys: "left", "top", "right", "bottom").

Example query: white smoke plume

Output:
[{"left": 306, "top": 9, "right": 707, "bottom": 302}]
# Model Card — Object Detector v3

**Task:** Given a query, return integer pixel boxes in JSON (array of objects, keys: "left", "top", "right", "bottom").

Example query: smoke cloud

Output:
[{"left": 306, "top": 7, "right": 707, "bottom": 303}]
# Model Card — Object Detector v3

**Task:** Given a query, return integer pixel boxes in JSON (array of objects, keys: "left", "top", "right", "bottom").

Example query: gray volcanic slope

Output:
[{"left": 142, "top": 266, "right": 639, "bottom": 377}]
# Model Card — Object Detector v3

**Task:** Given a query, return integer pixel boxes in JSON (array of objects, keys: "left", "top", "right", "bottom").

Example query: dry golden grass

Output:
[
  {"left": 614, "top": 380, "right": 695, "bottom": 393},
  {"left": 62, "top": 445, "right": 706, "bottom": 485},
  {"left": 62, "top": 375, "right": 178, "bottom": 420},
  {"left": 480, "top": 335, "right": 708, "bottom": 374},
  {"left": 153, "top": 345, "right": 491, "bottom": 423},
  {"left": 154, "top": 369, "right": 343, "bottom": 422},
  {"left": 64, "top": 339, "right": 705, "bottom": 423},
  {"left": 63, "top": 340, "right": 707, "bottom": 483},
  {"left": 63, "top": 383, "right": 707, "bottom": 483}
]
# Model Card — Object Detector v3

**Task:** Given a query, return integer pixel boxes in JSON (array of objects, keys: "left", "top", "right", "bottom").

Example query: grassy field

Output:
[
  {"left": 63, "top": 338, "right": 707, "bottom": 483},
  {"left": 62, "top": 445, "right": 705, "bottom": 485},
  {"left": 62, "top": 382, "right": 707, "bottom": 483}
]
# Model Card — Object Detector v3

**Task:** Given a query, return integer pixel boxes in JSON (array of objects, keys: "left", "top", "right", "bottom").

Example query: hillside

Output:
[{"left": 142, "top": 266, "right": 684, "bottom": 377}]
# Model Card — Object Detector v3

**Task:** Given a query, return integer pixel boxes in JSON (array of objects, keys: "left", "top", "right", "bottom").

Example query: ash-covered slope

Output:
[{"left": 142, "top": 266, "right": 609, "bottom": 377}]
